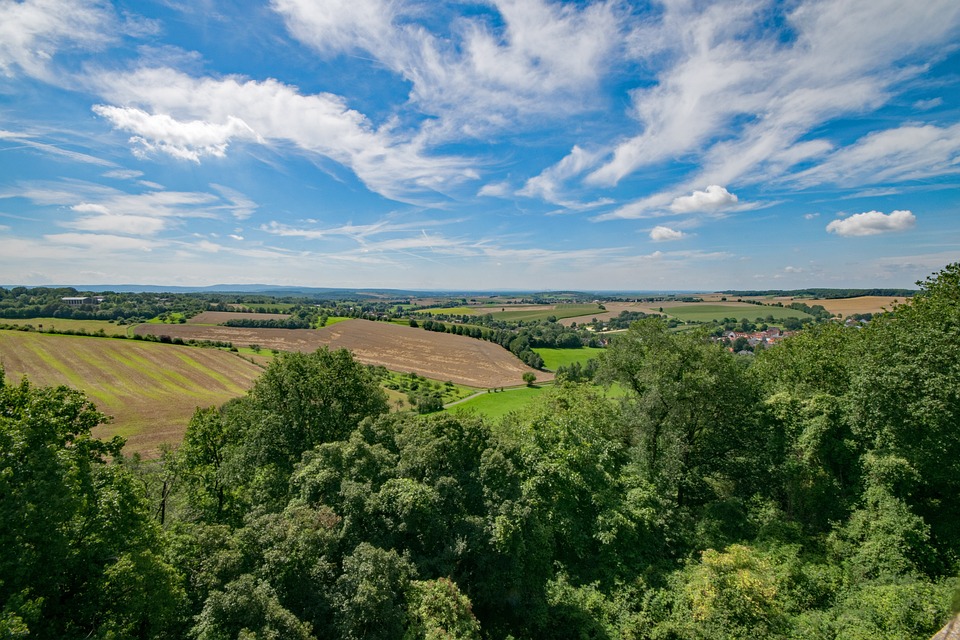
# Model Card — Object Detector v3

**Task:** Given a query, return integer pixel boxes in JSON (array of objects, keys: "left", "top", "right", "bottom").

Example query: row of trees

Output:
[{"left": 2, "top": 265, "right": 959, "bottom": 638}]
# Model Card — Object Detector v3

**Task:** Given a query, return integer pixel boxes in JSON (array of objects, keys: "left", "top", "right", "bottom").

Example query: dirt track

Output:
[{"left": 134, "top": 319, "right": 550, "bottom": 388}]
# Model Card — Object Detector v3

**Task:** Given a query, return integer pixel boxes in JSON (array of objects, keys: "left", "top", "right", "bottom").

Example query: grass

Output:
[
  {"left": 375, "top": 370, "right": 479, "bottom": 409},
  {"left": 489, "top": 304, "right": 603, "bottom": 322},
  {"left": 450, "top": 385, "right": 549, "bottom": 420},
  {"left": 0, "top": 317, "right": 129, "bottom": 336},
  {"left": 533, "top": 347, "right": 604, "bottom": 371},
  {"left": 319, "top": 316, "right": 352, "bottom": 327},
  {"left": 419, "top": 306, "right": 477, "bottom": 316},
  {"left": 660, "top": 303, "right": 813, "bottom": 323}
]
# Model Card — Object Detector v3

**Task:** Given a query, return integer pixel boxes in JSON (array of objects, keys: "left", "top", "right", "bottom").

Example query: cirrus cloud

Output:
[{"left": 826, "top": 210, "right": 916, "bottom": 237}]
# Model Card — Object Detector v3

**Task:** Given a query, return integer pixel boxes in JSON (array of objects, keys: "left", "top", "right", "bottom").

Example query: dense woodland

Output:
[{"left": 2, "top": 265, "right": 959, "bottom": 639}]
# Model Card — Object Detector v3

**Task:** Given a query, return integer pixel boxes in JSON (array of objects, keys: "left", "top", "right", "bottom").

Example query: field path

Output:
[{"left": 134, "top": 319, "right": 551, "bottom": 388}]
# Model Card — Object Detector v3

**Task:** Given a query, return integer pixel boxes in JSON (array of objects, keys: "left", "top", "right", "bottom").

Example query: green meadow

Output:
[
  {"left": 533, "top": 347, "right": 604, "bottom": 371},
  {"left": 450, "top": 385, "right": 549, "bottom": 420}
]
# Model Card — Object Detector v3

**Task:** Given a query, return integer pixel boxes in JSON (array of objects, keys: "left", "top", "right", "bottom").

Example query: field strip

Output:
[
  {"left": 171, "top": 350, "right": 254, "bottom": 394},
  {"left": 0, "top": 331, "right": 263, "bottom": 457}
]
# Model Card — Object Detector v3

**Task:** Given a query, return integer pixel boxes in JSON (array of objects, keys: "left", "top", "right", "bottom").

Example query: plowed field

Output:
[
  {"left": 0, "top": 331, "right": 262, "bottom": 457},
  {"left": 134, "top": 319, "right": 549, "bottom": 388}
]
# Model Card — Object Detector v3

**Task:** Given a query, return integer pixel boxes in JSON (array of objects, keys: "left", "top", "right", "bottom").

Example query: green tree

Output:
[
  {"left": 597, "top": 319, "right": 766, "bottom": 513},
  {"left": 0, "top": 373, "right": 185, "bottom": 638}
]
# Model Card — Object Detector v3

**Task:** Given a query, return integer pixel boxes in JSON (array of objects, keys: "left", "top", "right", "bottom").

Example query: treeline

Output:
[
  {"left": 223, "top": 317, "right": 313, "bottom": 329},
  {"left": 410, "top": 317, "right": 601, "bottom": 369},
  {"left": 2, "top": 265, "right": 960, "bottom": 638}
]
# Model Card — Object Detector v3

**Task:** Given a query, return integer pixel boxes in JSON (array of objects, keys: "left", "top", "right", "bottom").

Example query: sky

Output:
[{"left": 0, "top": 0, "right": 959, "bottom": 291}]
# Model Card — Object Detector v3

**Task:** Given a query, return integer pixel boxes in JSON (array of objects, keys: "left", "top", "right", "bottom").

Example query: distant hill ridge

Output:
[{"left": 720, "top": 288, "right": 917, "bottom": 299}]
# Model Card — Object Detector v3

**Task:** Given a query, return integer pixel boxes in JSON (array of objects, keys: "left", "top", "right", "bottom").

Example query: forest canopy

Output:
[{"left": 2, "top": 265, "right": 959, "bottom": 639}]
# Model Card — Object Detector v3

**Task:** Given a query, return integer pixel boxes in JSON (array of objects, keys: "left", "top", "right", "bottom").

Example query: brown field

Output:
[
  {"left": 134, "top": 319, "right": 550, "bottom": 388},
  {"left": 188, "top": 311, "right": 290, "bottom": 324},
  {"left": 697, "top": 293, "right": 908, "bottom": 316},
  {"left": 0, "top": 331, "right": 262, "bottom": 457},
  {"left": 799, "top": 296, "right": 907, "bottom": 316}
]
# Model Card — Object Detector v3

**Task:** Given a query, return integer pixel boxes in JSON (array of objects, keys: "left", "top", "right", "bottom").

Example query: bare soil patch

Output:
[
  {"left": 135, "top": 319, "right": 550, "bottom": 388},
  {"left": 189, "top": 311, "right": 290, "bottom": 324},
  {"left": 0, "top": 331, "right": 262, "bottom": 457}
]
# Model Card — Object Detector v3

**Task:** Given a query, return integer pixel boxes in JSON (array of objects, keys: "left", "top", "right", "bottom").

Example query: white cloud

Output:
[
  {"left": 478, "top": 181, "right": 511, "bottom": 198},
  {"left": 914, "top": 97, "right": 943, "bottom": 110},
  {"left": 0, "top": 0, "right": 115, "bottom": 79},
  {"left": 650, "top": 225, "right": 685, "bottom": 242},
  {"left": 92, "top": 67, "right": 478, "bottom": 201},
  {"left": 804, "top": 212, "right": 820, "bottom": 220},
  {"left": 272, "top": 0, "right": 622, "bottom": 138},
  {"left": 65, "top": 212, "right": 167, "bottom": 235},
  {"left": 826, "top": 210, "right": 916, "bottom": 237},
  {"left": 789, "top": 123, "right": 960, "bottom": 188},
  {"left": 784, "top": 265, "right": 803, "bottom": 273},
  {"left": 93, "top": 105, "right": 261, "bottom": 162},
  {"left": 585, "top": 0, "right": 960, "bottom": 192},
  {"left": 43, "top": 232, "right": 159, "bottom": 252},
  {"left": 518, "top": 145, "right": 601, "bottom": 205},
  {"left": 103, "top": 169, "right": 144, "bottom": 180},
  {"left": 0, "top": 129, "right": 115, "bottom": 166},
  {"left": 669, "top": 185, "right": 738, "bottom": 213}
]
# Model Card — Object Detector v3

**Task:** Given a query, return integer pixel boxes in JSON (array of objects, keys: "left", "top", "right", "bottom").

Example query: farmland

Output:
[
  {"left": 134, "top": 318, "right": 549, "bottom": 388},
  {"left": 451, "top": 385, "right": 549, "bottom": 420},
  {"left": 0, "top": 331, "right": 262, "bottom": 456},
  {"left": 659, "top": 302, "right": 814, "bottom": 323},
  {"left": 417, "top": 303, "right": 603, "bottom": 322},
  {"left": 533, "top": 347, "right": 605, "bottom": 371},
  {"left": 188, "top": 310, "right": 291, "bottom": 324},
  {"left": 0, "top": 316, "right": 129, "bottom": 335}
]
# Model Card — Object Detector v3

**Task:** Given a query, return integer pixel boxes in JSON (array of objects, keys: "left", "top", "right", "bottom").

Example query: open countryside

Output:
[
  {"left": 132, "top": 318, "right": 549, "bottom": 388},
  {"left": 0, "top": 331, "right": 262, "bottom": 456}
]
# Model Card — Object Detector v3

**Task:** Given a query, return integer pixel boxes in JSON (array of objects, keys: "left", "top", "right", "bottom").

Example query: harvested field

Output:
[
  {"left": 134, "top": 319, "right": 550, "bottom": 388},
  {"left": 0, "top": 331, "right": 262, "bottom": 457},
  {"left": 793, "top": 296, "right": 906, "bottom": 316},
  {"left": 189, "top": 311, "right": 290, "bottom": 324}
]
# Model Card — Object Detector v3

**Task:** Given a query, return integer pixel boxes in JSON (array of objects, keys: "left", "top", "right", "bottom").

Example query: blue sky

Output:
[{"left": 0, "top": 0, "right": 958, "bottom": 291}]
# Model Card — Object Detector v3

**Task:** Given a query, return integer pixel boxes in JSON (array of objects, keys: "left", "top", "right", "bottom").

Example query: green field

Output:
[
  {"left": 490, "top": 304, "right": 602, "bottom": 322},
  {"left": 320, "top": 316, "right": 352, "bottom": 327},
  {"left": 660, "top": 303, "right": 813, "bottom": 323},
  {"left": 450, "top": 385, "right": 549, "bottom": 420},
  {"left": 419, "top": 306, "right": 476, "bottom": 315},
  {"left": 533, "top": 347, "right": 604, "bottom": 371},
  {"left": 0, "top": 317, "right": 130, "bottom": 336}
]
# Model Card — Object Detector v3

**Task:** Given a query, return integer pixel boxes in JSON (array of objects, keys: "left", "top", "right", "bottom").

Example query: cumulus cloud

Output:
[
  {"left": 478, "top": 181, "right": 511, "bottom": 198},
  {"left": 93, "top": 105, "right": 261, "bottom": 162},
  {"left": 650, "top": 225, "right": 685, "bottom": 242},
  {"left": 669, "top": 185, "right": 738, "bottom": 213},
  {"left": 826, "top": 210, "right": 916, "bottom": 237}
]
